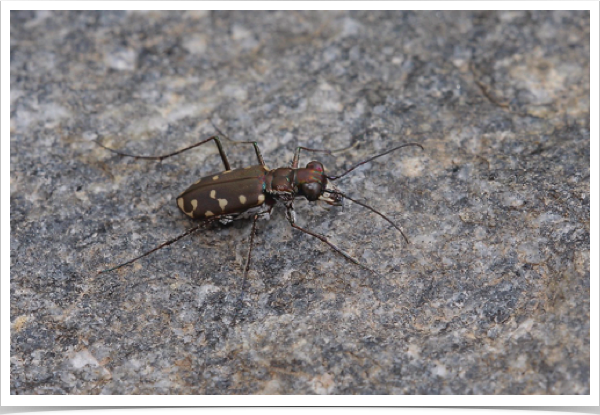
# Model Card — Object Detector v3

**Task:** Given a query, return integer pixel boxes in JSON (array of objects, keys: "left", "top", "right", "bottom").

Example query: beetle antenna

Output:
[
  {"left": 327, "top": 142, "right": 423, "bottom": 181},
  {"left": 330, "top": 190, "right": 410, "bottom": 244}
]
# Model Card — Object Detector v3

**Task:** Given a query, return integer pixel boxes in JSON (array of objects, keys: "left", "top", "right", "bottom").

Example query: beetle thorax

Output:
[{"left": 265, "top": 161, "right": 327, "bottom": 202}]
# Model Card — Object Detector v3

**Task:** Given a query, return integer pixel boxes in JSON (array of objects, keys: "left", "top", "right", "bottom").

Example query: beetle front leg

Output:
[
  {"left": 291, "top": 147, "right": 332, "bottom": 168},
  {"left": 290, "top": 140, "right": 363, "bottom": 169},
  {"left": 285, "top": 207, "right": 377, "bottom": 274},
  {"left": 285, "top": 203, "right": 297, "bottom": 225}
]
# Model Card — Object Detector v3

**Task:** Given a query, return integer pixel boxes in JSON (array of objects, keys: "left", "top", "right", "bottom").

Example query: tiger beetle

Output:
[{"left": 96, "top": 126, "right": 422, "bottom": 322}]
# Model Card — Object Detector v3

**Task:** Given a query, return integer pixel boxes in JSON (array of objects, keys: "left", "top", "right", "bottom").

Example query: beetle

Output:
[{"left": 95, "top": 129, "right": 423, "bottom": 322}]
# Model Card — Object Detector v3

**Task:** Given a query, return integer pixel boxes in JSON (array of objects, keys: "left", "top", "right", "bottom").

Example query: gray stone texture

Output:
[{"left": 11, "top": 11, "right": 589, "bottom": 394}]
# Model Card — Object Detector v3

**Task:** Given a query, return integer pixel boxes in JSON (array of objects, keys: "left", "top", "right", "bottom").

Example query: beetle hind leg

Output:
[
  {"left": 97, "top": 220, "right": 215, "bottom": 274},
  {"left": 209, "top": 120, "right": 266, "bottom": 167},
  {"left": 95, "top": 135, "right": 233, "bottom": 170}
]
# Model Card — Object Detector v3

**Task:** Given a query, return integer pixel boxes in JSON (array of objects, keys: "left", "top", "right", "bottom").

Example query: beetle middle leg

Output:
[
  {"left": 230, "top": 202, "right": 274, "bottom": 327},
  {"left": 233, "top": 141, "right": 265, "bottom": 166},
  {"left": 209, "top": 120, "right": 266, "bottom": 167}
]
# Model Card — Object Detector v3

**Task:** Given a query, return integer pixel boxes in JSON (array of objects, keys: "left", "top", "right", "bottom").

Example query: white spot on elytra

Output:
[
  {"left": 239, "top": 195, "right": 247, "bottom": 204},
  {"left": 205, "top": 211, "right": 214, "bottom": 217},
  {"left": 191, "top": 200, "right": 198, "bottom": 210},
  {"left": 212, "top": 175, "right": 219, "bottom": 180},
  {"left": 257, "top": 194, "right": 265, "bottom": 204},
  {"left": 178, "top": 197, "right": 194, "bottom": 218},
  {"left": 218, "top": 198, "right": 228, "bottom": 211},
  {"left": 210, "top": 190, "right": 216, "bottom": 199}
]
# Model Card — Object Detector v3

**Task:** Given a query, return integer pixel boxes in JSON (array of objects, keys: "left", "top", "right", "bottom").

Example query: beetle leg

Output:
[
  {"left": 285, "top": 203, "right": 297, "bottom": 224},
  {"left": 209, "top": 120, "right": 266, "bottom": 166},
  {"left": 289, "top": 133, "right": 365, "bottom": 168},
  {"left": 95, "top": 135, "right": 232, "bottom": 171},
  {"left": 291, "top": 146, "right": 332, "bottom": 168},
  {"left": 234, "top": 141, "right": 265, "bottom": 166},
  {"left": 285, "top": 208, "right": 377, "bottom": 275},
  {"left": 98, "top": 220, "right": 215, "bottom": 274},
  {"left": 329, "top": 190, "right": 409, "bottom": 244},
  {"left": 231, "top": 214, "right": 259, "bottom": 327}
]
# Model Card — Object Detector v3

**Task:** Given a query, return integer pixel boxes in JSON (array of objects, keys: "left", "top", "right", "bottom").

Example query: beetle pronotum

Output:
[{"left": 96, "top": 127, "right": 423, "bottom": 323}]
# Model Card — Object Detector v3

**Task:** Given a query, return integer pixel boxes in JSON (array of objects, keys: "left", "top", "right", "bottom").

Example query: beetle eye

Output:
[
  {"left": 306, "top": 161, "right": 324, "bottom": 172},
  {"left": 301, "top": 182, "right": 322, "bottom": 201}
]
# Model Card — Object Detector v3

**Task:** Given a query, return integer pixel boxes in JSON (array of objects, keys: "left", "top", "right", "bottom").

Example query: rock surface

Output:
[{"left": 10, "top": 11, "right": 590, "bottom": 394}]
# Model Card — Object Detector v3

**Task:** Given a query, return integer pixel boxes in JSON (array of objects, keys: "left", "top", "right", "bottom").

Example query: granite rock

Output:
[{"left": 10, "top": 10, "right": 590, "bottom": 394}]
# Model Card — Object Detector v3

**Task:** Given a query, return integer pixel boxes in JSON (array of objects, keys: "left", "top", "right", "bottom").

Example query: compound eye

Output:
[
  {"left": 301, "top": 182, "right": 322, "bottom": 201},
  {"left": 306, "top": 161, "right": 324, "bottom": 173}
]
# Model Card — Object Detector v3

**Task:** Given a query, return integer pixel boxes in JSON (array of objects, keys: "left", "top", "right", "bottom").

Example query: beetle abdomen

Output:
[{"left": 177, "top": 165, "right": 269, "bottom": 220}]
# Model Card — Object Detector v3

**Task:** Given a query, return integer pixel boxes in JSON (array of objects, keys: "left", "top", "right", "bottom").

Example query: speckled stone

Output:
[{"left": 11, "top": 11, "right": 589, "bottom": 394}]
